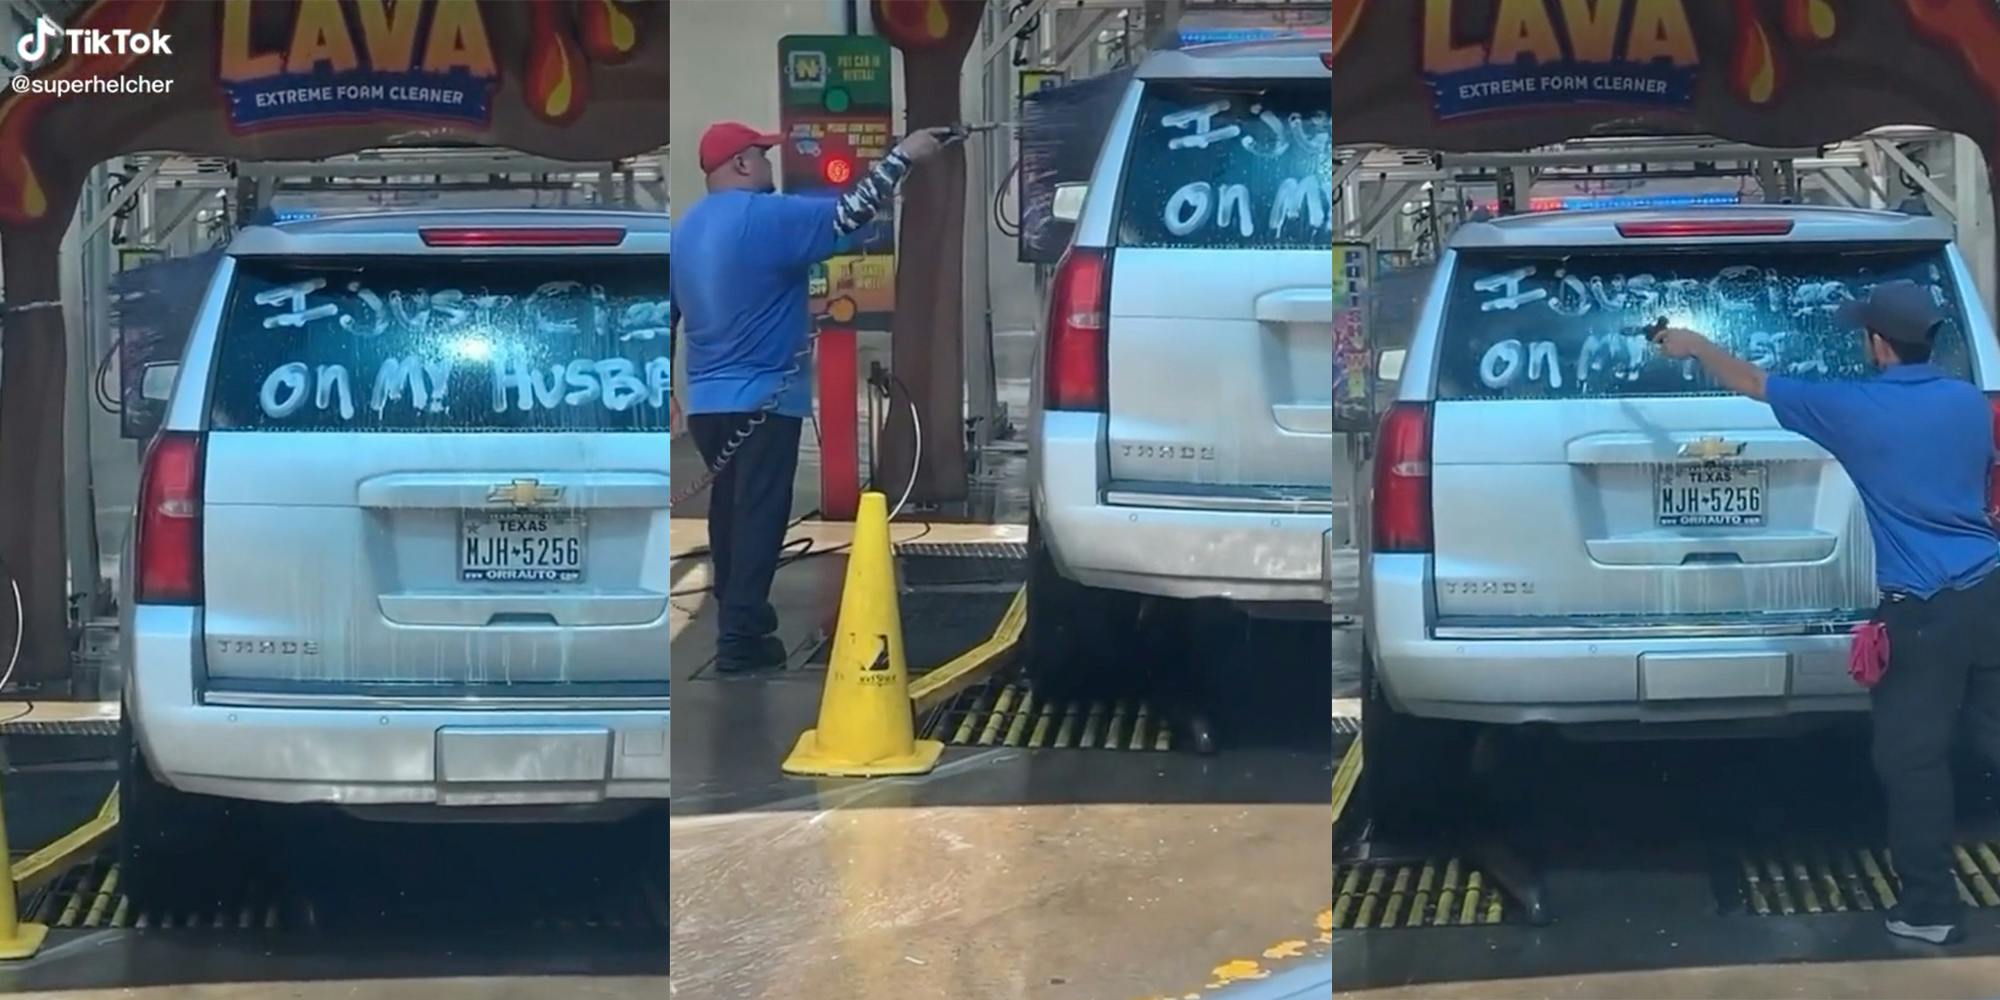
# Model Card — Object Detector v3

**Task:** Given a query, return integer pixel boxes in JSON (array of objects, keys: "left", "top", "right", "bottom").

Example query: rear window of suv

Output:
[
  {"left": 1116, "top": 78, "right": 1330, "bottom": 250},
  {"left": 1436, "top": 244, "right": 1974, "bottom": 401},
  {"left": 208, "top": 255, "right": 669, "bottom": 432}
]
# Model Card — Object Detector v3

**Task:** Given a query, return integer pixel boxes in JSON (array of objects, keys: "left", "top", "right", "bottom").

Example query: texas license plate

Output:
[
  {"left": 1656, "top": 464, "right": 1766, "bottom": 527},
  {"left": 460, "top": 512, "right": 585, "bottom": 583}
]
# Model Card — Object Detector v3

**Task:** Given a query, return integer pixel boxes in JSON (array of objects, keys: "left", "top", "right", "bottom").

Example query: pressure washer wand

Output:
[{"left": 943, "top": 122, "right": 1008, "bottom": 145}]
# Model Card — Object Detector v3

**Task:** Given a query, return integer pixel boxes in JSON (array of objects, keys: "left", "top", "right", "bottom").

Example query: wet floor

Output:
[
  {"left": 1335, "top": 718, "right": 2000, "bottom": 996},
  {"left": 670, "top": 518, "right": 1333, "bottom": 998}
]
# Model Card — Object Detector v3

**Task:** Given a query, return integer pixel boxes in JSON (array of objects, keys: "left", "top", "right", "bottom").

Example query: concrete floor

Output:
[{"left": 669, "top": 518, "right": 1333, "bottom": 999}]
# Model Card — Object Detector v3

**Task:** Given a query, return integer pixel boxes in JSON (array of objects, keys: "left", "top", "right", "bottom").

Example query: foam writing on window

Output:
[
  {"left": 1463, "top": 264, "right": 1954, "bottom": 392},
  {"left": 1156, "top": 98, "right": 1332, "bottom": 241},
  {"left": 247, "top": 279, "right": 669, "bottom": 422}
]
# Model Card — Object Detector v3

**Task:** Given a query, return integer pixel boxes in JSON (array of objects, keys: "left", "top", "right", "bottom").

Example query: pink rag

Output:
[{"left": 1850, "top": 620, "right": 1891, "bottom": 689}]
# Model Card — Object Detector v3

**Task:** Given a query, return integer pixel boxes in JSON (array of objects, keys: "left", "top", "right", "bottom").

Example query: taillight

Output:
[
  {"left": 1616, "top": 219, "right": 1795, "bottom": 239},
  {"left": 417, "top": 227, "right": 627, "bottom": 247},
  {"left": 1987, "top": 394, "right": 2000, "bottom": 529},
  {"left": 135, "top": 432, "right": 204, "bottom": 605},
  {"left": 1373, "top": 403, "right": 1433, "bottom": 553},
  {"left": 1045, "top": 247, "right": 1110, "bottom": 411}
]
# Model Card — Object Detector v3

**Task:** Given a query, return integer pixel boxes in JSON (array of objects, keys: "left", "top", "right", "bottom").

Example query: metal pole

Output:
[
  {"left": 963, "top": 4, "right": 1003, "bottom": 477},
  {"left": 1874, "top": 139, "right": 1959, "bottom": 219},
  {"left": 64, "top": 164, "right": 107, "bottom": 639},
  {"left": 79, "top": 156, "right": 165, "bottom": 244},
  {"left": 1954, "top": 135, "right": 1997, "bottom": 324}
]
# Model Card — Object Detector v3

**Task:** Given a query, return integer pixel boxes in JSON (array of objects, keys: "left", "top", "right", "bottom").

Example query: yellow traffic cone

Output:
[{"left": 782, "top": 491, "right": 944, "bottom": 777}]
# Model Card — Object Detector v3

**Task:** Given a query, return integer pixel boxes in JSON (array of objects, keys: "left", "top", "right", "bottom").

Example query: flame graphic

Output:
[
  {"left": 1782, "top": 0, "right": 1839, "bottom": 42},
  {"left": 577, "top": 0, "right": 637, "bottom": 65},
  {"left": 1330, "top": 0, "right": 1367, "bottom": 61},
  {"left": 525, "top": 0, "right": 591, "bottom": 125},
  {"left": 1730, "top": 0, "right": 1782, "bottom": 105},
  {"left": 0, "top": 0, "right": 168, "bottom": 225},
  {"left": 1898, "top": 0, "right": 2000, "bottom": 144}
]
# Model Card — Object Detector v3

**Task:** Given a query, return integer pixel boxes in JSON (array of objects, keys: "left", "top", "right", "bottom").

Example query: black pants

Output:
[
  {"left": 687, "top": 412, "right": 801, "bottom": 652},
  {"left": 1871, "top": 570, "right": 2000, "bottom": 920}
]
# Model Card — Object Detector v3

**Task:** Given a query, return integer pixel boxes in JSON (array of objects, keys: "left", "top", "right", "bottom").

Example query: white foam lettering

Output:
[
  {"left": 646, "top": 356, "right": 670, "bottom": 409},
  {"left": 1528, "top": 340, "right": 1562, "bottom": 389},
  {"left": 1216, "top": 184, "right": 1253, "bottom": 237},
  {"left": 1270, "top": 176, "right": 1327, "bottom": 235},
  {"left": 259, "top": 362, "right": 311, "bottom": 418},
  {"left": 1239, "top": 104, "right": 1289, "bottom": 160},
  {"left": 245, "top": 275, "right": 670, "bottom": 422},
  {"left": 1474, "top": 266, "right": 1547, "bottom": 311},
  {"left": 1164, "top": 182, "right": 1212, "bottom": 236},
  {"left": 563, "top": 359, "right": 602, "bottom": 406},
  {"left": 338, "top": 281, "right": 386, "bottom": 337},
  {"left": 1160, "top": 100, "right": 1240, "bottom": 149},
  {"left": 315, "top": 364, "right": 355, "bottom": 419},
  {"left": 256, "top": 279, "right": 338, "bottom": 329},
  {"left": 1479, "top": 339, "right": 1524, "bottom": 388},
  {"left": 1153, "top": 99, "right": 1331, "bottom": 242},
  {"left": 371, "top": 356, "right": 433, "bottom": 414},
  {"left": 598, "top": 359, "right": 647, "bottom": 412}
]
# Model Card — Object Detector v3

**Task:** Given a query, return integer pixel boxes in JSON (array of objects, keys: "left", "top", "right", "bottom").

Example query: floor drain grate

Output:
[
  {"left": 895, "top": 541, "right": 1029, "bottom": 560},
  {"left": 1332, "top": 859, "right": 1513, "bottom": 929},
  {"left": 925, "top": 679, "right": 1176, "bottom": 751},
  {"left": 22, "top": 856, "right": 288, "bottom": 931},
  {"left": 1723, "top": 841, "right": 2000, "bottom": 916},
  {"left": 898, "top": 553, "right": 1025, "bottom": 589},
  {"left": 1332, "top": 717, "right": 1359, "bottom": 736}
]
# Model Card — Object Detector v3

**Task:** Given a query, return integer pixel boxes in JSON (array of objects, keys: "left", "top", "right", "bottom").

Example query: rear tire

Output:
[
  {"left": 1359, "top": 646, "right": 1475, "bottom": 838},
  {"left": 119, "top": 715, "right": 239, "bottom": 908},
  {"left": 1024, "top": 512, "right": 1143, "bottom": 701}
]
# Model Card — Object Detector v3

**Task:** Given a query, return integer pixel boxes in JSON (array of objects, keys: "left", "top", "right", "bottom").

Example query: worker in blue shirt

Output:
[
  {"left": 1658, "top": 280, "right": 2000, "bottom": 946},
  {"left": 671, "top": 120, "right": 951, "bottom": 673}
]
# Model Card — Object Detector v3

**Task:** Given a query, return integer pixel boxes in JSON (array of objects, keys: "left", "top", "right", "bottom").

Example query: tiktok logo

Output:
[
  {"left": 12, "top": 18, "right": 171, "bottom": 64},
  {"left": 14, "top": 16, "right": 60, "bottom": 65}
]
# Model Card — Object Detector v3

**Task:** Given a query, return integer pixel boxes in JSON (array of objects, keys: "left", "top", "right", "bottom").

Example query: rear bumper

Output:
[
  {"left": 125, "top": 606, "right": 669, "bottom": 809},
  {"left": 1034, "top": 411, "right": 1328, "bottom": 605},
  {"left": 1367, "top": 554, "right": 1869, "bottom": 725}
]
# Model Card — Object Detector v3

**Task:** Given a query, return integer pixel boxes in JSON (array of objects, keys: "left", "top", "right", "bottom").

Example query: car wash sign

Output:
[
  {"left": 217, "top": 0, "right": 501, "bottom": 131},
  {"left": 1421, "top": 0, "right": 1701, "bottom": 119},
  {"left": 779, "top": 34, "right": 897, "bottom": 326}
]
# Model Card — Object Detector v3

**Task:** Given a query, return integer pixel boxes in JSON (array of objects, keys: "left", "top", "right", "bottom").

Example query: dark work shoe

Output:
[
  {"left": 715, "top": 634, "right": 789, "bottom": 674},
  {"left": 1886, "top": 906, "right": 1965, "bottom": 945}
]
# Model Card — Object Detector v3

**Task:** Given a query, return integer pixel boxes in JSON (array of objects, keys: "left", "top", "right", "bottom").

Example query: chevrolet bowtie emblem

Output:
[
  {"left": 1679, "top": 436, "right": 1745, "bottom": 462},
  {"left": 489, "top": 478, "right": 562, "bottom": 508}
]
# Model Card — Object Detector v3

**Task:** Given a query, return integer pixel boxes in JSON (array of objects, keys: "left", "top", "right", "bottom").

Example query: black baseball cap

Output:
[{"left": 1836, "top": 279, "right": 1945, "bottom": 345}]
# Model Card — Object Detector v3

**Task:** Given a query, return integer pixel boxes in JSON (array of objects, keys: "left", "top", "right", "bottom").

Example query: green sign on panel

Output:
[{"left": 779, "top": 35, "right": 892, "bottom": 114}]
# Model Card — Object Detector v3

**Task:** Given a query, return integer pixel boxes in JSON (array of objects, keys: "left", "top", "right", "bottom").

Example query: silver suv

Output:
[
  {"left": 118, "top": 210, "right": 671, "bottom": 891},
  {"left": 1362, "top": 206, "right": 2000, "bottom": 828},
  {"left": 1028, "top": 40, "right": 1333, "bottom": 693}
]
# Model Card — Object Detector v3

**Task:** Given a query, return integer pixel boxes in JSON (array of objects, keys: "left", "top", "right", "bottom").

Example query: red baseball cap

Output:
[{"left": 699, "top": 122, "right": 782, "bottom": 173}]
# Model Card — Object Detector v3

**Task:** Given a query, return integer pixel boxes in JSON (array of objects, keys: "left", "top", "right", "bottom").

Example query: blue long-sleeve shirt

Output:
[
  {"left": 1767, "top": 363, "right": 1999, "bottom": 598},
  {"left": 669, "top": 151, "right": 910, "bottom": 418}
]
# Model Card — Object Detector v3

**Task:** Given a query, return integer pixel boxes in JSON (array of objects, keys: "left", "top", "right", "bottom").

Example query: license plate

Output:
[
  {"left": 460, "top": 511, "right": 585, "bottom": 583},
  {"left": 1656, "top": 464, "right": 1766, "bottom": 527}
]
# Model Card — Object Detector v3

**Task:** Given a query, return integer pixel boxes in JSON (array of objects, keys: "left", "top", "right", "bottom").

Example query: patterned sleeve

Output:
[{"left": 833, "top": 149, "right": 912, "bottom": 236}]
